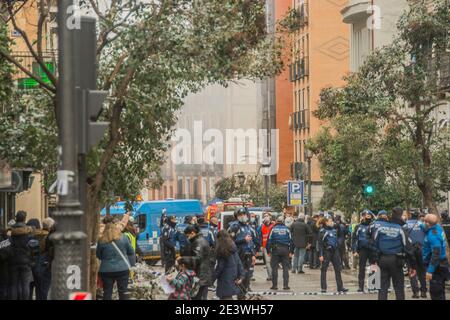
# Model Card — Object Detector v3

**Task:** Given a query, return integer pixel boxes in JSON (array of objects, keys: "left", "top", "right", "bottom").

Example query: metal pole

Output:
[
  {"left": 264, "top": 175, "right": 269, "bottom": 207},
  {"left": 51, "top": 0, "right": 87, "bottom": 300},
  {"left": 308, "top": 157, "right": 312, "bottom": 216}
]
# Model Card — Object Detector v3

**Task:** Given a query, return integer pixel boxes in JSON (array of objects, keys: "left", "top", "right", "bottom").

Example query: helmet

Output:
[
  {"left": 377, "top": 210, "right": 388, "bottom": 218},
  {"left": 234, "top": 207, "right": 249, "bottom": 219},
  {"left": 441, "top": 211, "right": 449, "bottom": 219}
]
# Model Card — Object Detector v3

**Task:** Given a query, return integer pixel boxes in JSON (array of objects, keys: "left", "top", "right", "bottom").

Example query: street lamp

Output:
[
  {"left": 305, "top": 149, "right": 313, "bottom": 216},
  {"left": 260, "top": 161, "right": 271, "bottom": 207}
]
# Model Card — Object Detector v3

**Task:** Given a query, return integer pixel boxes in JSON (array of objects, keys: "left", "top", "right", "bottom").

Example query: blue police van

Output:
[{"left": 134, "top": 199, "right": 204, "bottom": 265}]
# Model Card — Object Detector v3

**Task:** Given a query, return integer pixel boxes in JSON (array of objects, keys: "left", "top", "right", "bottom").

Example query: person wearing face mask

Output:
[
  {"left": 161, "top": 216, "right": 178, "bottom": 273},
  {"left": 421, "top": 213, "right": 449, "bottom": 300},
  {"left": 318, "top": 216, "right": 348, "bottom": 293},
  {"left": 183, "top": 224, "right": 212, "bottom": 300},
  {"left": 370, "top": 207, "right": 417, "bottom": 300},
  {"left": 351, "top": 210, "right": 375, "bottom": 292},
  {"left": 249, "top": 213, "right": 258, "bottom": 231},
  {"left": 227, "top": 207, "right": 257, "bottom": 299},
  {"left": 257, "top": 212, "right": 275, "bottom": 281},
  {"left": 290, "top": 213, "right": 312, "bottom": 274}
]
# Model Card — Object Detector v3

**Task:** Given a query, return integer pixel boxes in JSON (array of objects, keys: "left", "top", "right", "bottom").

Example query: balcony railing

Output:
[
  {"left": 289, "top": 57, "right": 309, "bottom": 82},
  {"left": 440, "top": 51, "right": 450, "bottom": 91},
  {"left": 11, "top": 50, "right": 58, "bottom": 90}
]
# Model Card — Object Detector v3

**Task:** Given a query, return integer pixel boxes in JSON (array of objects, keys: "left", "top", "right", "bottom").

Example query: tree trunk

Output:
[{"left": 87, "top": 183, "right": 101, "bottom": 298}]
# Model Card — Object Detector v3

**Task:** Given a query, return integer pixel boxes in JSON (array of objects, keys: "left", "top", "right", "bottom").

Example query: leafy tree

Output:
[
  {"left": 310, "top": 0, "right": 450, "bottom": 215},
  {"left": 0, "top": 0, "right": 286, "bottom": 293}
]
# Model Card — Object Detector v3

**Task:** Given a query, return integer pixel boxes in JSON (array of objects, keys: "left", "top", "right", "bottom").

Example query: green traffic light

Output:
[{"left": 365, "top": 185, "right": 374, "bottom": 194}]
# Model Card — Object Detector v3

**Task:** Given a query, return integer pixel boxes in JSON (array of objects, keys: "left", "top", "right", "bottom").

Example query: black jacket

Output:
[
  {"left": 187, "top": 234, "right": 212, "bottom": 286},
  {"left": 290, "top": 220, "right": 312, "bottom": 248},
  {"left": 308, "top": 220, "right": 320, "bottom": 247},
  {"left": 9, "top": 223, "right": 34, "bottom": 267}
]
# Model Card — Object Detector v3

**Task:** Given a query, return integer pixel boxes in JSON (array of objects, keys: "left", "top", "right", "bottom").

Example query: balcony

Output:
[
  {"left": 290, "top": 109, "right": 310, "bottom": 131},
  {"left": 341, "top": 0, "right": 371, "bottom": 24},
  {"left": 289, "top": 57, "right": 309, "bottom": 82},
  {"left": 286, "top": 3, "right": 309, "bottom": 32},
  {"left": 290, "top": 162, "right": 307, "bottom": 180},
  {"left": 11, "top": 50, "right": 57, "bottom": 90}
]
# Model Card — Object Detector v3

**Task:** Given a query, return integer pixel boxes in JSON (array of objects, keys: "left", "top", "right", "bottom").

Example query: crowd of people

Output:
[
  {"left": 0, "top": 211, "right": 55, "bottom": 300},
  {"left": 0, "top": 206, "right": 448, "bottom": 301},
  {"left": 159, "top": 206, "right": 450, "bottom": 301}
]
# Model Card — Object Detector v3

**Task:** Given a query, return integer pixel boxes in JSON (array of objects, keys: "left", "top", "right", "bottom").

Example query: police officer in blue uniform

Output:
[
  {"left": 352, "top": 210, "right": 374, "bottom": 292},
  {"left": 370, "top": 210, "right": 388, "bottom": 236},
  {"left": 422, "top": 213, "right": 449, "bottom": 300},
  {"left": 371, "top": 207, "right": 416, "bottom": 300},
  {"left": 227, "top": 207, "right": 257, "bottom": 299},
  {"left": 318, "top": 215, "right": 348, "bottom": 293},
  {"left": 267, "top": 215, "right": 294, "bottom": 290},
  {"left": 161, "top": 215, "right": 178, "bottom": 273},
  {"left": 175, "top": 216, "right": 193, "bottom": 256},
  {"left": 404, "top": 209, "right": 427, "bottom": 298}
]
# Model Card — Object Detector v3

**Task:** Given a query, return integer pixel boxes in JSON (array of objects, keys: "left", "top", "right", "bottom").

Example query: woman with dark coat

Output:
[{"left": 212, "top": 230, "right": 245, "bottom": 300}]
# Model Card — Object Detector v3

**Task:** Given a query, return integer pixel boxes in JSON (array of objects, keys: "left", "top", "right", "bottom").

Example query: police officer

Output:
[
  {"left": 404, "top": 209, "right": 427, "bottom": 298},
  {"left": 318, "top": 215, "right": 348, "bottom": 293},
  {"left": 370, "top": 210, "right": 388, "bottom": 236},
  {"left": 267, "top": 215, "right": 294, "bottom": 290},
  {"left": 370, "top": 207, "right": 417, "bottom": 300},
  {"left": 441, "top": 211, "right": 450, "bottom": 247},
  {"left": 352, "top": 210, "right": 374, "bottom": 292},
  {"left": 422, "top": 213, "right": 449, "bottom": 300},
  {"left": 161, "top": 215, "right": 178, "bottom": 273},
  {"left": 175, "top": 216, "right": 192, "bottom": 256},
  {"left": 227, "top": 207, "right": 257, "bottom": 299},
  {"left": 334, "top": 215, "right": 350, "bottom": 270},
  {"left": 159, "top": 209, "right": 168, "bottom": 267}
]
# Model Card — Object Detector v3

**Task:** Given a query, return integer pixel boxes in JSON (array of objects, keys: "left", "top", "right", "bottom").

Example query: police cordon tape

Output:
[{"left": 247, "top": 290, "right": 378, "bottom": 297}]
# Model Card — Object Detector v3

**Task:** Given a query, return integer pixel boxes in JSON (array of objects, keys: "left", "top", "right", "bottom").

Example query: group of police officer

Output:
[
  {"left": 351, "top": 207, "right": 449, "bottom": 300},
  {"left": 158, "top": 206, "right": 449, "bottom": 300}
]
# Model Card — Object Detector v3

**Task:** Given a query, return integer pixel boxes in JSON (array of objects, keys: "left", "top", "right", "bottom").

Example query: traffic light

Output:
[{"left": 363, "top": 184, "right": 375, "bottom": 197}]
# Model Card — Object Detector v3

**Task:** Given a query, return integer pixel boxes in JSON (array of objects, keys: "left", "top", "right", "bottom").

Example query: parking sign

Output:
[{"left": 287, "top": 181, "right": 305, "bottom": 206}]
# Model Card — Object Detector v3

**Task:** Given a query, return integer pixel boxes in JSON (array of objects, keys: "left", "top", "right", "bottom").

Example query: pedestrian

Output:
[
  {"left": 308, "top": 214, "right": 321, "bottom": 269},
  {"left": 290, "top": 213, "right": 312, "bottom": 274},
  {"left": 257, "top": 212, "right": 275, "bottom": 281},
  {"left": 440, "top": 211, "right": 450, "bottom": 247},
  {"left": 370, "top": 207, "right": 417, "bottom": 300},
  {"left": 176, "top": 216, "right": 192, "bottom": 256},
  {"left": 161, "top": 215, "right": 178, "bottom": 273},
  {"left": 227, "top": 207, "right": 257, "bottom": 299},
  {"left": 404, "top": 209, "right": 427, "bottom": 299},
  {"left": 267, "top": 215, "right": 294, "bottom": 291},
  {"left": 318, "top": 216, "right": 348, "bottom": 293},
  {"left": 208, "top": 216, "right": 219, "bottom": 288},
  {"left": 334, "top": 215, "right": 350, "bottom": 270},
  {"left": 40, "top": 217, "right": 55, "bottom": 300},
  {"left": 166, "top": 256, "right": 197, "bottom": 301},
  {"left": 421, "top": 213, "right": 449, "bottom": 300},
  {"left": 159, "top": 209, "right": 168, "bottom": 268},
  {"left": 212, "top": 230, "right": 245, "bottom": 300},
  {"left": 0, "top": 226, "right": 11, "bottom": 300},
  {"left": 9, "top": 211, "right": 34, "bottom": 300},
  {"left": 352, "top": 210, "right": 374, "bottom": 292},
  {"left": 249, "top": 212, "right": 258, "bottom": 231},
  {"left": 96, "top": 216, "right": 136, "bottom": 300},
  {"left": 184, "top": 224, "right": 212, "bottom": 300},
  {"left": 26, "top": 219, "right": 50, "bottom": 300}
]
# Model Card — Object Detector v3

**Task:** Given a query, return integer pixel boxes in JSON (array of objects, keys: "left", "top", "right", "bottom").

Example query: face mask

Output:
[
  {"left": 238, "top": 216, "right": 248, "bottom": 223},
  {"left": 263, "top": 217, "right": 271, "bottom": 224},
  {"left": 250, "top": 218, "right": 256, "bottom": 223}
]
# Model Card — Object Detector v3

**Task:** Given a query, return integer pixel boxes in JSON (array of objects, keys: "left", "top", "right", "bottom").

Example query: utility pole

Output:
[{"left": 51, "top": 0, "right": 87, "bottom": 300}]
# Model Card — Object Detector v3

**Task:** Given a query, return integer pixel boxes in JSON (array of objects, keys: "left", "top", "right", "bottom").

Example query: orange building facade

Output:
[
  {"left": 275, "top": 0, "right": 294, "bottom": 184},
  {"left": 289, "top": 0, "right": 350, "bottom": 209}
]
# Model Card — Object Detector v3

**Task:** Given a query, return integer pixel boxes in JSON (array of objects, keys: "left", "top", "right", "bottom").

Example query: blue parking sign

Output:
[{"left": 287, "top": 181, "right": 305, "bottom": 206}]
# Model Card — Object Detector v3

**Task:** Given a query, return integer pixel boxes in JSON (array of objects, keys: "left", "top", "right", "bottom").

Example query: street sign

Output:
[
  {"left": 69, "top": 292, "right": 92, "bottom": 300},
  {"left": 367, "top": 266, "right": 380, "bottom": 290},
  {"left": 287, "top": 180, "right": 305, "bottom": 206}
]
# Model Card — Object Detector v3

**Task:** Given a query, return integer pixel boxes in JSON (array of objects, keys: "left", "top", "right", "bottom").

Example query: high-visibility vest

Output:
[{"left": 124, "top": 232, "right": 136, "bottom": 251}]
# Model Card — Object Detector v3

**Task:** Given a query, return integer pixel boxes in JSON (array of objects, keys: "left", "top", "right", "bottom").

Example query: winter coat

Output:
[
  {"left": 9, "top": 223, "right": 34, "bottom": 267},
  {"left": 187, "top": 234, "right": 212, "bottom": 286},
  {"left": 290, "top": 220, "right": 312, "bottom": 248},
  {"left": 0, "top": 232, "right": 10, "bottom": 285},
  {"left": 96, "top": 235, "right": 136, "bottom": 273},
  {"left": 168, "top": 269, "right": 196, "bottom": 300},
  {"left": 309, "top": 221, "right": 320, "bottom": 248},
  {"left": 212, "top": 245, "right": 245, "bottom": 299}
]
